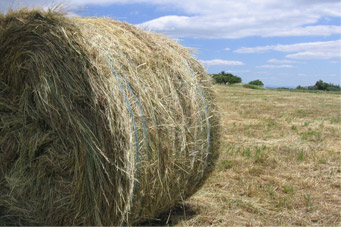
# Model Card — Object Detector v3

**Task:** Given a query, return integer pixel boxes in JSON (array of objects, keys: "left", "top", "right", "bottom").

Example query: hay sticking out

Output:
[{"left": 0, "top": 9, "right": 219, "bottom": 225}]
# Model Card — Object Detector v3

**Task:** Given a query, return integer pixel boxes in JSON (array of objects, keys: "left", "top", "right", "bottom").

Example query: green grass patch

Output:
[
  {"left": 300, "top": 130, "right": 321, "bottom": 142},
  {"left": 273, "top": 88, "right": 341, "bottom": 94},
  {"left": 330, "top": 116, "right": 341, "bottom": 124},
  {"left": 283, "top": 185, "right": 294, "bottom": 195},
  {"left": 242, "top": 84, "right": 266, "bottom": 90}
]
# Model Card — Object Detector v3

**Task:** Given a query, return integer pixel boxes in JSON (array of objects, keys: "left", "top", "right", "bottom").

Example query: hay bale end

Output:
[{"left": 0, "top": 9, "right": 219, "bottom": 225}]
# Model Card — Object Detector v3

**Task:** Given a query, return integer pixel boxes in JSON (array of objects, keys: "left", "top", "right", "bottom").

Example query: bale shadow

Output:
[{"left": 141, "top": 203, "right": 199, "bottom": 226}]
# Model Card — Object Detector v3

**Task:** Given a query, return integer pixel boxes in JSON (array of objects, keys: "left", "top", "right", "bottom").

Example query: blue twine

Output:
[
  {"left": 123, "top": 54, "right": 162, "bottom": 160},
  {"left": 184, "top": 60, "right": 211, "bottom": 163},
  {"left": 105, "top": 58, "right": 140, "bottom": 199},
  {"left": 150, "top": 106, "right": 161, "bottom": 159},
  {"left": 121, "top": 55, "right": 150, "bottom": 160}
]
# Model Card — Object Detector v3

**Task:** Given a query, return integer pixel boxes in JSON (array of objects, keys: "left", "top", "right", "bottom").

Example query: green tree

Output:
[
  {"left": 311, "top": 80, "right": 340, "bottom": 91},
  {"left": 249, "top": 79, "right": 264, "bottom": 86},
  {"left": 211, "top": 71, "right": 242, "bottom": 84},
  {"left": 303, "top": 80, "right": 340, "bottom": 91},
  {"left": 315, "top": 80, "right": 328, "bottom": 90},
  {"left": 212, "top": 74, "right": 226, "bottom": 84}
]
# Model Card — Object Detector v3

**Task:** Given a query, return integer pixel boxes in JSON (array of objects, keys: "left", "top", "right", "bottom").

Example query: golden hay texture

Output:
[{"left": 0, "top": 9, "right": 219, "bottom": 226}]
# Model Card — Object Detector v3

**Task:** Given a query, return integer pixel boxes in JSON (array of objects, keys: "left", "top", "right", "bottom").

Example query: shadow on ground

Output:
[
  {"left": 0, "top": 204, "right": 199, "bottom": 226},
  {"left": 141, "top": 203, "right": 199, "bottom": 226}
]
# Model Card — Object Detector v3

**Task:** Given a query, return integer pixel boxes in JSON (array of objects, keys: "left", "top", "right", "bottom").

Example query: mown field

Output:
[{"left": 161, "top": 85, "right": 341, "bottom": 226}]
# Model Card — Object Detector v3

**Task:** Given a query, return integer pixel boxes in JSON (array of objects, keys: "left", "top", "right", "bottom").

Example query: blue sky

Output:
[{"left": 1, "top": 0, "right": 340, "bottom": 87}]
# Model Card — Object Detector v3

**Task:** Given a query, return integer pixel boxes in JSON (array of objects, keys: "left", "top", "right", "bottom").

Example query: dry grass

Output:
[{"left": 167, "top": 85, "right": 340, "bottom": 226}]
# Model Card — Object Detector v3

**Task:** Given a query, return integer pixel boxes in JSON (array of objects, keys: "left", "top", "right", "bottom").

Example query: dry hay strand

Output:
[{"left": 0, "top": 9, "right": 220, "bottom": 226}]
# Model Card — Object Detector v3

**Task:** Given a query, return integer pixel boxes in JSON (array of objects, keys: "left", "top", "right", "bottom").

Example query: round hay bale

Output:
[{"left": 0, "top": 9, "right": 219, "bottom": 225}]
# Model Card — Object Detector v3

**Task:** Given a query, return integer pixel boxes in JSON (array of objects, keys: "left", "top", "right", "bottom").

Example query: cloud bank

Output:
[
  {"left": 235, "top": 40, "right": 341, "bottom": 60},
  {"left": 257, "top": 65, "right": 293, "bottom": 69},
  {"left": 1, "top": 0, "right": 340, "bottom": 39},
  {"left": 200, "top": 59, "right": 244, "bottom": 66}
]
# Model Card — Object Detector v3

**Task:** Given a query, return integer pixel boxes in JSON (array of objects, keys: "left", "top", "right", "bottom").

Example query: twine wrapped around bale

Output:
[{"left": 0, "top": 9, "right": 219, "bottom": 226}]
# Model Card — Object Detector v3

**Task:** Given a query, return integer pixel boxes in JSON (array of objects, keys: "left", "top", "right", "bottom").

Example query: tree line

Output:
[
  {"left": 210, "top": 71, "right": 263, "bottom": 86},
  {"left": 211, "top": 71, "right": 340, "bottom": 92},
  {"left": 297, "top": 80, "right": 340, "bottom": 92}
]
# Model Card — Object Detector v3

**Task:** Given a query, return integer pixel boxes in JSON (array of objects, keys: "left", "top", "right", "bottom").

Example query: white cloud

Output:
[
  {"left": 265, "top": 25, "right": 341, "bottom": 37},
  {"left": 226, "top": 70, "right": 250, "bottom": 74},
  {"left": 235, "top": 40, "right": 341, "bottom": 53},
  {"left": 257, "top": 64, "right": 293, "bottom": 68},
  {"left": 235, "top": 40, "right": 341, "bottom": 60},
  {"left": 224, "top": 48, "right": 230, "bottom": 51},
  {"left": 200, "top": 59, "right": 244, "bottom": 66},
  {"left": 1, "top": 0, "right": 340, "bottom": 39},
  {"left": 286, "top": 51, "right": 339, "bottom": 59},
  {"left": 136, "top": 0, "right": 341, "bottom": 38},
  {"left": 296, "top": 73, "right": 308, "bottom": 77},
  {"left": 268, "top": 59, "right": 296, "bottom": 64}
]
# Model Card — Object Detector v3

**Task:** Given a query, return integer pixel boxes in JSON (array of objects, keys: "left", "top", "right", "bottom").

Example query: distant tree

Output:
[
  {"left": 315, "top": 80, "right": 328, "bottom": 90},
  {"left": 211, "top": 74, "right": 226, "bottom": 84},
  {"left": 248, "top": 79, "right": 264, "bottom": 86},
  {"left": 299, "top": 80, "right": 340, "bottom": 91},
  {"left": 211, "top": 71, "right": 242, "bottom": 84},
  {"left": 326, "top": 85, "right": 341, "bottom": 91},
  {"left": 313, "top": 80, "right": 340, "bottom": 91},
  {"left": 227, "top": 74, "right": 242, "bottom": 84}
]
